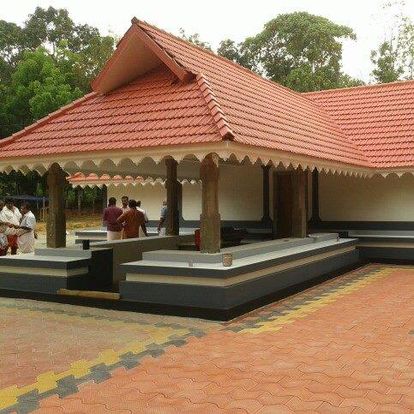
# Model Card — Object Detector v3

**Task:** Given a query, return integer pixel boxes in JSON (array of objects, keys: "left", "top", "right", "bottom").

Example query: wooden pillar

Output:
[
  {"left": 47, "top": 163, "right": 66, "bottom": 248},
  {"left": 291, "top": 169, "right": 307, "bottom": 238},
  {"left": 272, "top": 169, "right": 279, "bottom": 239},
  {"left": 102, "top": 185, "right": 108, "bottom": 211},
  {"left": 200, "top": 153, "right": 220, "bottom": 253},
  {"left": 261, "top": 164, "right": 271, "bottom": 224},
  {"left": 310, "top": 169, "right": 321, "bottom": 223},
  {"left": 177, "top": 181, "right": 184, "bottom": 224},
  {"left": 165, "top": 158, "right": 179, "bottom": 235}
]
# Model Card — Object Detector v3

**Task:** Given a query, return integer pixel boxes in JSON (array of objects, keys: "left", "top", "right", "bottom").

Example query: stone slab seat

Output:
[
  {"left": 0, "top": 246, "right": 113, "bottom": 294},
  {"left": 0, "top": 253, "right": 90, "bottom": 294},
  {"left": 119, "top": 236, "right": 359, "bottom": 311},
  {"left": 142, "top": 233, "right": 339, "bottom": 264},
  {"left": 349, "top": 230, "right": 414, "bottom": 262}
]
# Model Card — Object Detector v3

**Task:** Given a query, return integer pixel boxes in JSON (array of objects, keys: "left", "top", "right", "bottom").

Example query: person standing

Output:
[
  {"left": 117, "top": 199, "right": 147, "bottom": 239},
  {"left": 102, "top": 197, "right": 123, "bottom": 241},
  {"left": 121, "top": 196, "right": 129, "bottom": 213},
  {"left": 0, "top": 200, "right": 8, "bottom": 256},
  {"left": 157, "top": 200, "right": 167, "bottom": 236},
  {"left": 137, "top": 200, "right": 149, "bottom": 238},
  {"left": 120, "top": 195, "right": 129, "bottom": 238},
  {"left": 0, "top": 198, "right": 22, "bottom": 255},
  {"left": 14, "top": 202, "right": 36, "bottom": 254}
]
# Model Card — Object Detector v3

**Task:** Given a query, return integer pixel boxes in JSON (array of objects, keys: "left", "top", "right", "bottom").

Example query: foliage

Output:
[
  {"left": 371, "top": 41, "right": 403, "bottom": 83},
  {"left": 218, "top": 12, "right": 360, "bottom": 92},
  {"left": 179, "top": 28, "right": 211, "bottom": 50},
  {"left": 370, "top": 1, "right": 414, "bottom": 83},
  {"left": 0, "top": 7, "right": 115, "bottom": 139},
  {"left": 0, "top": 7, "right": 115, "bottom": 200},
  {"left": 2, "top": 48, "right": 82, "bottom": 136}
]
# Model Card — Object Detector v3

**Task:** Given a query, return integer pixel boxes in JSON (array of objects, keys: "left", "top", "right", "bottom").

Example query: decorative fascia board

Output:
[{"left": 0, "top": 141, "right": 411, "bottom": 179}]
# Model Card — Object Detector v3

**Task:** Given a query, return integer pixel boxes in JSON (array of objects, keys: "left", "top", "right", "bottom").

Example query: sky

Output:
[{"left": 2, "top": 0, "right": 414, "bottom": 82}]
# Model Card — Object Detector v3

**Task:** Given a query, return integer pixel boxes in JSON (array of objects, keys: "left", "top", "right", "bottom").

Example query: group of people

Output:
[
  {"left": 0, "top": 199, "right": 37, "bottom": 256},
  {"left": 103, "top": 196, "right": 167, "bottom": 241}
]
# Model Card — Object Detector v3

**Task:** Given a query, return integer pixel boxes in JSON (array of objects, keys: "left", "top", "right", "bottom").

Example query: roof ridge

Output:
[
  {"left": 195, "top": 73, "right": 235, "bottom": 141},
  {"left": 0, "top": 92, "right": 97, "bottom": 149},
  {"left": 304, "top": 78, "right": 414, "bottom": 96}
]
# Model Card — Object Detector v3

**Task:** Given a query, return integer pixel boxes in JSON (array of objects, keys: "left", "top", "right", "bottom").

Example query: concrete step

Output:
[
  {"left": 142, "top": 237, "right": 318, "bottom": 264},
  {"left": 35, "top": 248, "right": 91, "bottom": 258}
]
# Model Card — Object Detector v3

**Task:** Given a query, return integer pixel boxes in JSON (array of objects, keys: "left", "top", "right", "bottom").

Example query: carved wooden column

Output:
[
  {"left": 310, "top": 169, "right": 321, "bottom": 224},
  {"left": 165, "top": 158, "right": 179, "bottom": 236},
  {"left": 47, "top": 163, "right": 67, "bottom": 248},
  {"left": 101, "top": 184, "right": 108, "bottom": 211},
  {"left": 261, "top": 164, "right": 271, "bottom": 224},
  {"left": 291, "top": 169, "right": 307, "bottom": 238},
  {"left": 200, "top": 153, "right": 220, "bottom": 253},
  {"left": 272, "top": 169, "right": 279, "bottom": 239}
]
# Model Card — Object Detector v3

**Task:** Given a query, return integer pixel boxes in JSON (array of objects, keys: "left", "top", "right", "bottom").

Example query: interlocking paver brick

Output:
[{"left": 1, "top": 264, "right": 414, "bottom": 413}]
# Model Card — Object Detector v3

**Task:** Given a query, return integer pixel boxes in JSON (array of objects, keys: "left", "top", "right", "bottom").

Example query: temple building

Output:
[{"left": 0, "top": 19, "right": 413, "bottom": 318}]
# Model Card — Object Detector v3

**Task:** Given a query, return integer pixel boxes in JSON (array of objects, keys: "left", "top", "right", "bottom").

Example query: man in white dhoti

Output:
[
  {"left": 0, "top": 200, "right": 8, "bottom": 256},
  {"left": 14, "top": 202, "right": 36, "bottom": 254},
  {"left": 0, "top": 198, "right": 22, "bottom": 255}
]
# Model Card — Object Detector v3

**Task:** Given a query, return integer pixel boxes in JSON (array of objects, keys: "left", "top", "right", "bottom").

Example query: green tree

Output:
[
  {"left": 217, "top": 39, "right": 256, "bottom": 70},
  {"left": 370, "top": 1, "right": 414, "bottom": 82},
  {"left": 371, "top": 41, "right": 403, "bottom": 83},
  {"left": 179, "top": 28, "right": 211, "bottom": 50},
  {"left": 249, "top": 12, "right": 355, "bottom": 91},
  {"left": 22, "top": 7, "right": 75, "bottom": 54},
  {"left": 2, "top": 48, "right": 82, "bottom": 136}
]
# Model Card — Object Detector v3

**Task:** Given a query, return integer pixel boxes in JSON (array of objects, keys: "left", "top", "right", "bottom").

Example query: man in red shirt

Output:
[
  {"left": 117, "top": 199, "right": 148, "bottom": 239},
  {"left": 102, "top": 197, "right": 123, "bottom": 240}
]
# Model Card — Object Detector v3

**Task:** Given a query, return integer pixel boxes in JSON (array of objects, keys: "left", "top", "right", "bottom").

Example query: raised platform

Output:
[
  {"left": 120, "top": 234, "right": 360, "bottom": 315},
  {"left": 1, "top": 232, "right": 398, "bottom": 320},
  {"left": 349, "top": 230, "right": 414, "bottom": 262},
  {"left": 0, "top": 247, "right": 112, "bottom": 294}
]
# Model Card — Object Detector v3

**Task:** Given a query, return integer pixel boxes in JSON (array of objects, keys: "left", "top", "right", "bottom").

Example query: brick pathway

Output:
[{"left": 1, "top": 264, "right": 414, "bottom": 413}]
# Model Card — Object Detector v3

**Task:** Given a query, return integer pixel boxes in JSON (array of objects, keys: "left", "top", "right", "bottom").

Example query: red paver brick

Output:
[{"left": 2, "top": 264, "right": 413, "bottom": 414}]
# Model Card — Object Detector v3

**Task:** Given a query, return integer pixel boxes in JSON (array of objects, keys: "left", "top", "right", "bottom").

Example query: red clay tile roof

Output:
[
  {"left": 305, "top": 81, "right": 414, "bottom": 168},
  {"left": 0, "top": 67, "right": 223, "bottom": 158},
  {"left": 3, "top": 18, "right": 408, "bottom": 170},
  {"left": 68, "top": 173, "right": 145, "bottom": 185},
  {"left": 138, "top": 21, "right": 368, "bottom": 167}
]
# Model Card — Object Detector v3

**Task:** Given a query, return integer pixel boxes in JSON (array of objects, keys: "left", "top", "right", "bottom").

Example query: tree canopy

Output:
[
  {"left": 0, "top": 7, "right": 115, "bottom": 200},
  {"left": 0, "top": 6, "right": 115, "bottom": 139},
  {"left": 370, "top": 1, "right": 414, "bottom": 83},
  {"left": 217, "top": 12, "right": 363, "bottom": 91}
]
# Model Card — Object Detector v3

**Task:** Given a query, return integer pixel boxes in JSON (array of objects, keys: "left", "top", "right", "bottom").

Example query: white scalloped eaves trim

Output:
[
  {"left": 70, "top": 176, "right": 201, "bottom": 189},
  {"left": 0, "top": 142, "right": 410, "bottom": 179}
]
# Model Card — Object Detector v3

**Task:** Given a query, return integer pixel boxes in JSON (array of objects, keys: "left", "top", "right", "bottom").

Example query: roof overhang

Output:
[{"left": 0, "top": 141, "right": 382, "bottom": 179}]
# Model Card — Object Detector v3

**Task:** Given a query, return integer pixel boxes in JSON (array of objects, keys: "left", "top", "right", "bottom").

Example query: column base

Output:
[{"left": 200, "top": 213, "right": 221, "bottom": 253}]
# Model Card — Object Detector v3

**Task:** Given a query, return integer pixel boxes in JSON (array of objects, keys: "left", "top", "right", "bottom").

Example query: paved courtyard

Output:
[{"left": 1, "top": 264, "right": 414, "bottom": 413}]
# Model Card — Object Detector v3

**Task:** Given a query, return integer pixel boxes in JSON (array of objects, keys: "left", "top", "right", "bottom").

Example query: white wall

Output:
[
  {"left": 182, "top": 162, "right": 263, "bottom": 221},
  {"left": 108, "top": 183, "right": 165, "bottom": 221},
  {"left": 108, "top": 162, "right": 264, "bottom": 222},
  {"left": 320, "top": 173, "right": 414, "bottom": 221}
]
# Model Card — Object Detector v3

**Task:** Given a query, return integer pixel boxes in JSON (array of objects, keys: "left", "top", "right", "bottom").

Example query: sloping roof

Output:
[
  {"left": 6, "top": 19, "right": 414, "bottom": 172},
  {"left": 305, "top": 81, "right": 414, "bottom": 168},
  {"left": 137, "top": 20, "right": 368, "bottom": 167},
  {"left": 0, "top": 67, "right": 223, "bottom": 158},
  {"left": 0, "top": 18, "right": 370, "bottom": 171}
]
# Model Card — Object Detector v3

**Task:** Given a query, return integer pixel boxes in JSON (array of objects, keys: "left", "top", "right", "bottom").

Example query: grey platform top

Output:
[
  {"left": 348, "top": 230, "right": 414, "bottom": 239},
  {"left": 122, "top": 234, "right": 355, "bottom": 272}
]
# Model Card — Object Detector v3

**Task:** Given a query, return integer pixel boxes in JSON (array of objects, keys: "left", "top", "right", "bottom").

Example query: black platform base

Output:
[{"left": 0, "top": 259, "right": 365, "bottom": 321}]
